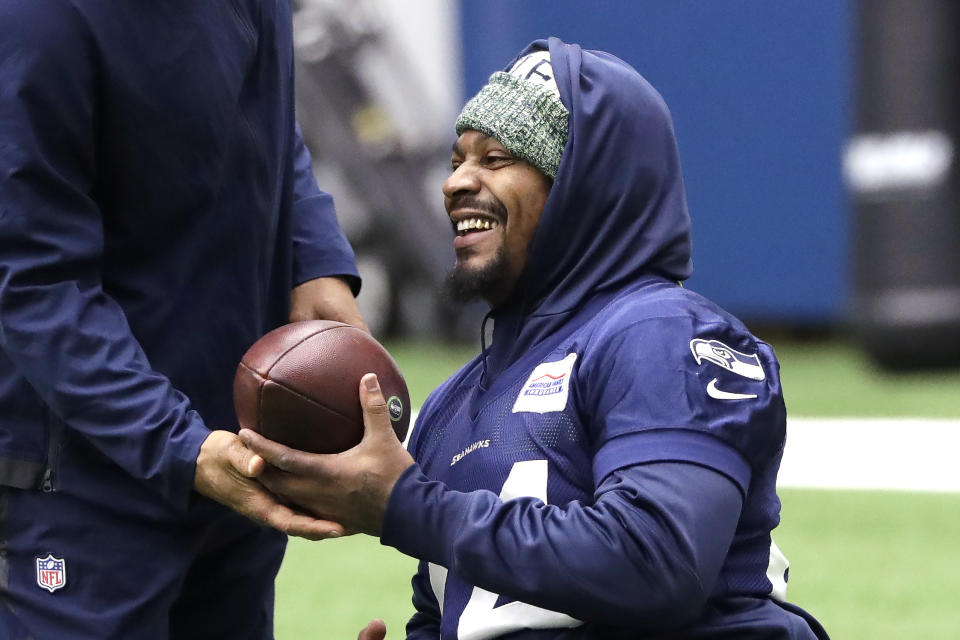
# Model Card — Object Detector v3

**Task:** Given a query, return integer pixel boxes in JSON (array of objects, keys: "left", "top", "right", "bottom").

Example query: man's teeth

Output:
[{"left": 456, "top": 218, "right": 498, "bottom": 234}]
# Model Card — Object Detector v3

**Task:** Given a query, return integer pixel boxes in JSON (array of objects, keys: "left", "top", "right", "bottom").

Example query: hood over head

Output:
[
  {"left": 518, "top": 37, "right": 692, "bottom": 313},
  {"left": 463, "top": 37, "right": 694, "bottom": 383}
]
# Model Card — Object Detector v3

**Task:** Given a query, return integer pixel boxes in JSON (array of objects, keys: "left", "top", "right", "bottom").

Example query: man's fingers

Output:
[
  {"left": 357, "top": 619, "right": 387, "bottom": 640},
  {"left": 257, "top": 466, "right": 307, "bottom": 500},
  {"left": 239, "top": 428, "right": 327, "bottom": 475},
  {"left": 209, "top": 431, "right": 266, "bottom": 479},
  {"left": 250, "top": 490, "right": 345, "bottom": 540}
]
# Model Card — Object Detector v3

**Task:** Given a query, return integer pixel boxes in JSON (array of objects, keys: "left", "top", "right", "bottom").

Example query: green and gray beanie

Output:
[{"left": 456, "top": 51, "right": 569, "bottom": 179}]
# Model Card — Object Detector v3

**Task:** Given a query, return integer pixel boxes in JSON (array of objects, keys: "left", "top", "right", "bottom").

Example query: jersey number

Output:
[{"left": 428, "top": 460, "right": 583, "bottom": 640}]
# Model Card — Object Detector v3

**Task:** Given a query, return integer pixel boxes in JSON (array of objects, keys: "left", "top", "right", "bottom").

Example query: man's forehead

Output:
[{"left": 506, "top": 51, "right": 560, "bottom": 98}]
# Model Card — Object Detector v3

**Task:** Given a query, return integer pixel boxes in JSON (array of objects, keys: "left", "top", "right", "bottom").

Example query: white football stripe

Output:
[{"left": 778, "top": 418, "right": 960, "bottom": 492}]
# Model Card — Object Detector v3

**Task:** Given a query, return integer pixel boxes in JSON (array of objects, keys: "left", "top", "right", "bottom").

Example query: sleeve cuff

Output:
[
  {"left": 163, "top": 412, "right": 211, "bottom": 512},
  {"left": 292, "top": 194, "right": 361, "bottom": 292},
  {"left": 593, "top": 429, "right": 752, "bottom": 496}
]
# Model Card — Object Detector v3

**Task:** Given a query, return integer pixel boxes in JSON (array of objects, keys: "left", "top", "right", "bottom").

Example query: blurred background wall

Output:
[
  {"left": 458, "top": 2, "right": 851, "bottom": 326},
  {"left": 292, "top": 0, "right": 960, "bottom": 370}
]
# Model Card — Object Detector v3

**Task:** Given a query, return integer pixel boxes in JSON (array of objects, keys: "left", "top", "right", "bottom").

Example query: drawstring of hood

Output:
[{"left": 479, "top": 310, "right": 493, "bottom": 389}]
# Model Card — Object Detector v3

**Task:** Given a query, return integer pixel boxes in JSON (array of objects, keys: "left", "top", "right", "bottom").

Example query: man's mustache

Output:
[{"left": 447, "top": 196, "right": 507, "bottom": 225}]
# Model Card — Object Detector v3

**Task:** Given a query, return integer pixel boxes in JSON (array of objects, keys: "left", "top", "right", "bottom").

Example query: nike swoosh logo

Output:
[{"left": 706, "top": 378, "right": 757, "bottom": 400}]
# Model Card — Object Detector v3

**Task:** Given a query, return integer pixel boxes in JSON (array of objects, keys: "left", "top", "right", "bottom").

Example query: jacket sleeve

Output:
[
  {"left": 405, "top": 561, "right": 442, "bottom": 639},
  {"left": 0, "top": 2, "right": 208, "bottom": 509},
  {"left": 381, "top": 460, "right": 742, "bottom": 631},
  {"left": 290, "top": 123, "right": 361, "bottom": 293}
]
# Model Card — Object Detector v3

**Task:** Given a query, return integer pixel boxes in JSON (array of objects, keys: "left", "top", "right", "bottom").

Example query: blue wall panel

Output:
[{"left": 458, "top": 1, "right": 852, "bottom": 323}]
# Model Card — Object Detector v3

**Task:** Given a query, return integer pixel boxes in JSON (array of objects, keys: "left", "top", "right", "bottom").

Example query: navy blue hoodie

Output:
[
  {"left": 381, "top": 38, "right": 826, "bottom": 639},
  {"left": 0, "top": 1, "right": 358, "bottom": 510}
]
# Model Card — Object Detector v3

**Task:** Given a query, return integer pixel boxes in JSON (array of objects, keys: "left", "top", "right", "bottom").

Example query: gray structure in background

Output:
[
  {"left": 292, "top": 0, "right": 483, "bottom": 340},
  {"left": 848, "top": 0, "right": 960, "bottom": 368}
]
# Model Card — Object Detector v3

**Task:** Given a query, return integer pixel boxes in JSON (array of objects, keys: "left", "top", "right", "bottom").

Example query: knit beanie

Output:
[{"left": 456, "top": 51, "right": 569, "bottom": 179}]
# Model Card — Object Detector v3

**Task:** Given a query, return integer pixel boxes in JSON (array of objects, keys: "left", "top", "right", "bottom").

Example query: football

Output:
[{"left": 233, "top": 320, "right": 410, "bottom": 453}]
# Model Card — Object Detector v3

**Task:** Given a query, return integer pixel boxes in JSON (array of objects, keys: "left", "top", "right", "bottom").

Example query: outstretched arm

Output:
[
  {"left": 381, "top": 460, "right": 740, "bottom": 630},
  {"left": 240, "top": 374, "right": 743, "bottom": 630}
]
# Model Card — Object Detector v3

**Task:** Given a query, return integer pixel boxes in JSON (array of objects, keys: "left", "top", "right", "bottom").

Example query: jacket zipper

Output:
[
  {"left": 41, "top": 467, "right": 54, "bottom": 492},
  {"left": 40, "top": 409, "right": 63, "bottom": 493}
]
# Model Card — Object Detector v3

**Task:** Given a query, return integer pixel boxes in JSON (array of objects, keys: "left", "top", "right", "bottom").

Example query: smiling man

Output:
[
  {"left": 443, "top": 129, "right": 552, "bottom": 307},
  {"left": 239, "top": 38, "right": 830, "bottom": 639}
]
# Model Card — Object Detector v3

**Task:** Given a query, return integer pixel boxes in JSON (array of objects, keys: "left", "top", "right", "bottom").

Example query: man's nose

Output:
[{"left": 443, "top": 163, "right": 481, "bottom": 199}]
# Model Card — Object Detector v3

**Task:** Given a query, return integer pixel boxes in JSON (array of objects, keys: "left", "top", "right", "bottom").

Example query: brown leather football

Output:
[{"left": 233, "top": 320, "right": 410, "bottom": 453}]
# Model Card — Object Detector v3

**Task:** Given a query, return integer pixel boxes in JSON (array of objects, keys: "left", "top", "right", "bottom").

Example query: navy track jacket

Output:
[
  {"left": 0, "top": 1, "right": 359, "bottom": 511},
  {"left": 382, "top": 38, "right": 827, "bottom": 639}
]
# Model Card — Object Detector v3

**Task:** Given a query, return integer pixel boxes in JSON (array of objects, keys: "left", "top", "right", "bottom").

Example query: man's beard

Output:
[
  {"left": 442, "top": 245, "right": 510, "bottom": 305},
  {"left": 443, "top": 193, "right": 509, "bottom": 305}
]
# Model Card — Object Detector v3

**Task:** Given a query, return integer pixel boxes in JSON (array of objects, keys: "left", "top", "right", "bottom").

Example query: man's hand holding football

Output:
[
  {"left": 239, "top": 373, "right": 415, "bottom": 537},
  {"left": 193, "top": 430, "right": 345, "bottom": 540}
]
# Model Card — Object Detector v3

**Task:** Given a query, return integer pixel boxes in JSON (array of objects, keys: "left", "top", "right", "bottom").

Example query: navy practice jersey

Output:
[{"left": 383, "top": 277, "right": 827, "bottom": 639}]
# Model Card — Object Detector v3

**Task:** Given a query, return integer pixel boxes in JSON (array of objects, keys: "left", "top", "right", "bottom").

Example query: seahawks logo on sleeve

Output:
[{"left": 689, "top": 338, "right": 765, "bottom": 400}]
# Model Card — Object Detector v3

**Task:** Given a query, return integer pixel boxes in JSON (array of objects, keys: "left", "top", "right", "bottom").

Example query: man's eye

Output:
[{"left": 485, "top": 155, "right": 512, "bottom": 164}]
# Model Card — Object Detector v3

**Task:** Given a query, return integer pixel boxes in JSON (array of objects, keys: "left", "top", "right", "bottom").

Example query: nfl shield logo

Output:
[{"left": 35, "top": 554, "right": 66, "bottom": 593}]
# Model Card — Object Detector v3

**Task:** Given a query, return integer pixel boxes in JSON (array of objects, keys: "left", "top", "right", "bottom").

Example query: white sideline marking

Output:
[
  {"left": 408, "top": 412, "right": 960, "bottom": 492},
  {"left": 402, "top": 411, "right": 419, "bottom": 450},
  {"left": 778, "top": 418, "right": 960, "bottom": 493}
]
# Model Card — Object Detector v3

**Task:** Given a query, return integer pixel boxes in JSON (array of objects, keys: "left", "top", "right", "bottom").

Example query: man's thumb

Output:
[
  {"left": 360, "top": 373, "right": 398, "bottom": 444},
  {"left": 357, "top": 619, "right": 387, "bottom": 640},
  {"left": 230, "top": 436, "right": 265, "bottom": 477}
]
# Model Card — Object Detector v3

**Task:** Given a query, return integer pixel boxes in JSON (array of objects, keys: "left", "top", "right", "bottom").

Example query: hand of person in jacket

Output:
[
  {"left": 193, "top": 430, "right": 345, "bottom": 539},
  {"left": 239, "top": 373, "right": 415, "bottom": 537},
  {"left": 290, "top": 276, "right": 368, "bottom": 333},
  {"left": 357, "top": 619, "right": 387, "bottom": 640}
]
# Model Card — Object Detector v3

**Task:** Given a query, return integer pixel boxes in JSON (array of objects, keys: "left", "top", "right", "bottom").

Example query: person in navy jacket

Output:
[
  {"left": 0, "top": 1, "right": 364, "bottom": 638},
  {"left": 241, "top": 38, "right": 830, "bottom": 639}
]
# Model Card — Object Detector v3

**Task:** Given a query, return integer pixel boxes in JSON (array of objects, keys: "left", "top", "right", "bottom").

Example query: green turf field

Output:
[
  {"left": 771, "top": 339, "right": 960, "bottom": 418},
  {"left": 274, "top": 338, "right": 960, "bottom": 639}
]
